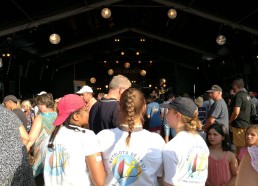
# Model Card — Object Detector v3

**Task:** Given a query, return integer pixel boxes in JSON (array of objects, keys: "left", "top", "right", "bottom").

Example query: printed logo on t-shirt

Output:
[
  {"left": 152, "top": 106, "right": 158, "bottom": 113},
  {"left": 180, "top": 146, "right": 209, "bottom": 184},
  {"left": 44, "top": 144, "right": 70, "bottom": 176},
  {"left": 110, "top": 151, "right": 146, "bottom": 186}
]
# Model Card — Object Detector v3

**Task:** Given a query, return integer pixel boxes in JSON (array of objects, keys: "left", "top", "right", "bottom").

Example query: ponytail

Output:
[{"left": 180, "top": 110, "right": 202, "bottom": 133}]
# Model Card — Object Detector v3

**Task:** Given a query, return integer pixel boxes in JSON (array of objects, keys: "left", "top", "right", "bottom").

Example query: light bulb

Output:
[
  {"left": 140, "top": 70, "right": 147, "bottom": 76},
  {"left": 124, "top": 62, "right": 130, "bottom": 69},
  {"left": 168, "top": 9, "right": 177, "bottom": 19},
  {"left": 90, "top": 77, "right": 96, "bottom": 84},
  {"left": 49, "top": 33, "right": 61, "bottom": 44},
  {"left": 101, "top": 8, "right": 111, "bottom": 19},
  {"left": 108, "top": 69, "right": 114, "bottom": 75},
  {"left": 216, "top": 35, "right": 226, "bottom": 45}
]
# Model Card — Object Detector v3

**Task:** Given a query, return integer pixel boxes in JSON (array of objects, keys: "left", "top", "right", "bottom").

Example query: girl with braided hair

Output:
[{"left": 97, "top": 88, "right": 165, "bottom": 186}]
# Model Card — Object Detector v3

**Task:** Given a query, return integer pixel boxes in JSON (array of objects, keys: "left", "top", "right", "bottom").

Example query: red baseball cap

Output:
[{"left": 54, "top": 94, "right": 85, "bottom": 126}]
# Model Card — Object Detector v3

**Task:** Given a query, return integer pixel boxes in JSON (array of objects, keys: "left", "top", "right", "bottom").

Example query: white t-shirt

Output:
[
  {"left": 40, "top": 126, "right": 101, "bottom": 186},
  {"left": 163, "top": 131, "right": 209, "bottom": 186},
  {"left": 97, "top": 127, "right": 165, "bottom": 186}
]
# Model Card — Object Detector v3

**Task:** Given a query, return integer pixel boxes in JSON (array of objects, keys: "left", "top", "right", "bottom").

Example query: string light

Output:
[
  {"left": 140, "top": 70, "right": 147, "bottom": 76},
  {"left": 49, "top": 33, "right": 61, "bottom": 44},
  {"left": 101, "top": 8, "right": 111, "bottom": 19},
  {"left": 168, "top": 9, "right": 177, "bottom": 19},
  {"left": 216, "top": 35, "right": 226, "bottom": 45}
]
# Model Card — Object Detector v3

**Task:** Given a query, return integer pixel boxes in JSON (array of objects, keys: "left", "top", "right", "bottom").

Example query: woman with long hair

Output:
[{"left": 97, "top": 88, "right": 165, "bottom": 185}]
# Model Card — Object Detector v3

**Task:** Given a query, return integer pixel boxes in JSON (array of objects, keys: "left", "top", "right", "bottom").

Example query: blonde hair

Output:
[
  {"left": 22, "top": 100, "right": 32, "bottom": 108},
  {"left": 174, "top": 109, "right": 202, "bottom": 133},
  {"left": 119, "top": 88, "right": 146, "bottom": 146}
]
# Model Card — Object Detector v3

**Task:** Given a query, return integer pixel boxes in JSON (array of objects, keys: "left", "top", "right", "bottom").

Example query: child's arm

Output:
[
  {"left": 222, "top": 151, "right": 238, "bottom": 186},
  {"left": 236, "top": 150, "right": 258, "bottom": 186}
]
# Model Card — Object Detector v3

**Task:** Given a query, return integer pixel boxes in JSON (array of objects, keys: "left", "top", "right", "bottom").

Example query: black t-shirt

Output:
[
  {"left": 230, "top": 91, "right": 251, "bottom": 128},
  {"left": 12, "top": 108, "right": 28, "bottom": 129},
  {"left": 89, "top": 98, "right": 119, "bottom": 134}
]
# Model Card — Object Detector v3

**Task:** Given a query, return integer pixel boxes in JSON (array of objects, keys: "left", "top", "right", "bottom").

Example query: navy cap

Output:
[{"left": 160, "top": 97, "right": 197, "bottom": 118}]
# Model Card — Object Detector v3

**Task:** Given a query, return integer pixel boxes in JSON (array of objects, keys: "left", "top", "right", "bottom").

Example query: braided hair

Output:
[{"left": 119, "top": 88, "right": 146, "bottom": 146}]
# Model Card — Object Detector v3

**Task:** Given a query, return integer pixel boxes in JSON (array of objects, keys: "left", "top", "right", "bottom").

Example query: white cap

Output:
[
  {"left": 37, "top": 91, "right": 47, "bottom": 96},
  {"left": 76, "top": 86, "right": 93, "bottom": 94}
]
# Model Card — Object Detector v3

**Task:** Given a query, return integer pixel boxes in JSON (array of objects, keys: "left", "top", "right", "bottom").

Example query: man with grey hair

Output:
[
  {"left": 89, "top": 74, "right": 131, "bottom": 134},
  {"left": 204, "top": 85, "right": 229, "bottom": 131}
]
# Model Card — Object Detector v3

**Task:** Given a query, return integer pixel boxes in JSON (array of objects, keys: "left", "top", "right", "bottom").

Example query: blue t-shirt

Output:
[{"left": 146, "top": 102, "right": 162, "bottom": 128}]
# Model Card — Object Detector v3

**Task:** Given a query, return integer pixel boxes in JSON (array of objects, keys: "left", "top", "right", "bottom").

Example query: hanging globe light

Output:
[
  {"left": 124, "top": 62, "right": 130, "bottom": 69},
  {"left": 216, "top": 35, "right": 226, "bottom": 45},
  {"left": 101, "top": 8, "right": 111, "bottom": 19},
  {"left": 108, "top": 69, "right": 114, "bottom": 75},
  {"left": 49, "top": 33, "right": 61, "bottom": 44},
  {"left": 140, "top": 70, "right": 147, "bottom": 76},
  {"left": 167, "top": 9, "right": 177, "bottom": 19},
  {"left": 90, "top": 77, "right": 96, "bottom": 84},
  {"left": 160, "top": 78, "right": 166, "bottom": 85}
]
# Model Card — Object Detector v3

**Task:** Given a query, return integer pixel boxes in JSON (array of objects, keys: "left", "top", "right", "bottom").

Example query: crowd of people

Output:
[{"left": 1, "top": 75, "right": 258, "bottom": 186}]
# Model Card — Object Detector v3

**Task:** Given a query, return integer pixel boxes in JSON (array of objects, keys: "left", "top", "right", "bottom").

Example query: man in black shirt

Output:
[
  {"left": 89, "top": 75, "right": 131, "bottom": 134},
  {"left": 229, "top": 78, "right": 251, "bottom": 156}
]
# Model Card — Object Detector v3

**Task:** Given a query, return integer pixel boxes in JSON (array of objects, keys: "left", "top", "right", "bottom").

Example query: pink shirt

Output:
[
  {"left": 238, "top": 147, "right": 247, "bottom": 161},
  {"left": 207, "top": 151, "right": 231, "bottom": 186}
]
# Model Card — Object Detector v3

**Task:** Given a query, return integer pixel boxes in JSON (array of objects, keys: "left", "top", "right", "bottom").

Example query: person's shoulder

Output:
[
  {"left": 163, "top": 137, "right": 177, "bottom": 154},
  {"left": 97, "top": 128, "right": 118, "bottom": 138},
  {"left": 0, "top": 106, "right": 21, "bottom": 123},
  {"left": 84, "top": 128, "right": 97, "bottom": 135},
  {"left": 90, "top": 101, "right": 99, "bottom": 111},
  {"left": 237, "top": 91, "right": 247, "bottom": 96},
  {"left": 226, "top": 150, "right": 237, "bottom": 161},
  {"left": 143, "top": 129, "right": 165, "bottom": 145},
  {"left": 12, "top": 108, "right": 24, "bottom": 114},
  {"left": 100, "top": 97, "right": 118, "bottom": 103},
  {"left": 163, "top": 132, "right": 183, "bottom": 149},
  {"left": 97, "top": 128, "right": 120, "bottom": 147},
  {"left": 147, "top": 101, "right": 153, "bottom": 106}
]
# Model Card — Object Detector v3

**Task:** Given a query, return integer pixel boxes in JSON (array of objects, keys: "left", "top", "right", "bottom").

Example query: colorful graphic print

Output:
[
  {"left": 179, "top": 146, "right": 209, "bottom": 184},
  {"left": 44, "top": 144, "right": 69, "bottom": 176},
  {"left": 111, "top": 154, "right": 144, "bottom": 186}
]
